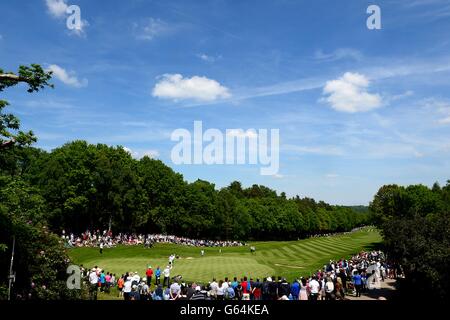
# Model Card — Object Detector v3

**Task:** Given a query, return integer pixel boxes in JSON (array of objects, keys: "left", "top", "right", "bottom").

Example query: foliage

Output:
[
  {"left": 0, "top": 65, "right": 53, "bottom": 151},
  {"left": 370, "top": 182, "right": 450, "bottom": 300},
  {"left": 0, "top": 176, "right": 80, "bottom": 300},
  {"left": 0, "top": 64, "right": 79, "bottom": 300}
]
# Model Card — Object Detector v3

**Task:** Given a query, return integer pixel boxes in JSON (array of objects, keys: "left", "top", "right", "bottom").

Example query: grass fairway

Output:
[{"left": 69, "top": 227, "right": 381, "bottom": 285}]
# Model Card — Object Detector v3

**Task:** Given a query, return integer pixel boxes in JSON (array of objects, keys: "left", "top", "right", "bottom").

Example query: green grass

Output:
[{"left": 69, "top": 227, "right": 381, "bottom": 287}]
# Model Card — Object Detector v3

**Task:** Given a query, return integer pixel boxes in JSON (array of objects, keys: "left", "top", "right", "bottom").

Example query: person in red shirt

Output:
[
  {"left": 252, "top": 279, "right": 262, "bottom": 300},
  {"left": 146, "top": 265, "right": 153, "bottom": 286},
  {"left": 241, "top": 276, "right": 250, "bottom": 300}
]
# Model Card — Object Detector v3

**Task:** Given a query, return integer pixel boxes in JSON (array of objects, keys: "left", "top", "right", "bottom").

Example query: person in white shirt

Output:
[
  {"left": 309, "top": 277, "right": 320, "bottom": 301},
  {"left": 132, "top": 272, "right": 140, "bottom": 284},
  {"left": 88, "top": 269, "right": 99, "bottom": 300},
  {"left": 325, "top": 278, "right": 335, "bottom": 300},
  {"left": 320, "top": 278, "right": 326, "bottom": 300},
  {"left": 123, "top": 277, "right": 132, "bottom": 300},
  {"left": 221, "top": 279, "right": 229, "bottom": 290},
  {"left": 209, "top": 279, "right": 218, "bottom": 298},
  {"left": 169, "top": 280, "right": 181, "bottom": 300},
  {"left": 163, "top": 265, "right": 172, "bottom": 287}
]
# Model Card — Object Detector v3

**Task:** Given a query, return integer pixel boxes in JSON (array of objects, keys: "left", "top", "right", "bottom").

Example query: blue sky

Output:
[{"left": 1, "top": 0, "right": 450, "bottom": 205}]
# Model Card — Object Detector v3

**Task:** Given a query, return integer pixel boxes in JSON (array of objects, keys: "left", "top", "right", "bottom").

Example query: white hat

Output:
[
  {"left": 195, "top": 286, "right": 201, "bottom": 291},
  {"left": 267, "top": 277, "right": 272, "bottom": 282}
]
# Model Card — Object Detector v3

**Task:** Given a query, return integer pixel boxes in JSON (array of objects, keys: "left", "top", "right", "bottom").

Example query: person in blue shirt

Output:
[
  {"left": 290, "top": 279, "right": 300, "bottom": 300},
  {"left": 155, "top": 266, "right": 161, "bottom": 285},
  {"left": 352, "top": 271, "right": 362, "bottom": 297},
  {"left": 100, "top": 271, "right": 106, "bottom": 292},
  {"left": 231, "top": 277, "right": 238, "bottom": 289}
]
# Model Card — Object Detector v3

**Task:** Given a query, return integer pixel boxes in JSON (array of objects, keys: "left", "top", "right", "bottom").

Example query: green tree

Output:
[{"left": 0, "top": 65, "right": 53, "bottom": 150}]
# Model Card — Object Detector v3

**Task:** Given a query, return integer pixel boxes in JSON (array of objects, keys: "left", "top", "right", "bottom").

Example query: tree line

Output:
[{"left": 4, "top": 140, "right": 370, "bottom": 241}]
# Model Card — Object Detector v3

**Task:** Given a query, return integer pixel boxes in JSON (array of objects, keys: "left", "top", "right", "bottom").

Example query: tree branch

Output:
[{"left": 0, "top": 74, "right": 28, "bottom": 83}]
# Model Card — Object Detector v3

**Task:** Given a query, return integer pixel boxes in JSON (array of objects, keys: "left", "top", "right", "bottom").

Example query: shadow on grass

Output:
[{"left": 364, "top": 242, "right": 385, "bottom": 251}]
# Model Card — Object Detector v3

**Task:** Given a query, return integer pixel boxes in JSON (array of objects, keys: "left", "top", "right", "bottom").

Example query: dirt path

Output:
[{"left": 345, "top": 278, "right": 397, "bottom": 300}]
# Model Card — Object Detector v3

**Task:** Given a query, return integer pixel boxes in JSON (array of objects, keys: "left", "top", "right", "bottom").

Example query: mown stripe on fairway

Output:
[
  {"left": 266, "top": 248, "right": 286, "bottom": 259},
  {"left": 314, "top": 237, "right": 358, "bottom": 250},
  {"left": 276, "top": 246, "right": 300, "bottom": 259},
  {"left": 296, "top": 241, "right": 337, "bottom": 255},
  {"left": 309, "top": 240, "right": 356, "bottom": 254},
  {"left": 288, "top": 242, "right": 323, "bottom": 255},
  {"left": 285, "top": 244, "right": 318, "bottom": 260}
]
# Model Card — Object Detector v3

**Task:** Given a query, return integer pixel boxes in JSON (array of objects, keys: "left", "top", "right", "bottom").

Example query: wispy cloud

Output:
[
  {"left": 421, "top": 98, "right": 450, "bottom": 125},
  {"left": 196, "top": 53, "right": 222, "bottom": 63},
  {"left": 314, "top": 48, "right": 363, "bottom": 62},
  {"left": 388, "top": 90, "right": 414, "bottom": 102},
  {"left": 133, "top": 18, "right": 172, "bottom": 41},
  {"left": 283, "top": 144, "right": 345, "bottom": 156},
  {"left": 23, "top": 98, "right": 74, "bottom": 110}
]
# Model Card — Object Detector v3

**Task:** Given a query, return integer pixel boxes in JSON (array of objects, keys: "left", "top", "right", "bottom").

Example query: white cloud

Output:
[
  {"left": 325, "top": 173, "right": 339, "bottom": 178},
  {"left": 47, "top": 64, "right": 88, "bottom": 88},
  {"left": 322, "top": 72, "right": 382, "bottom": 113},
  {"left": 152, "top": 74, "right": 231, "bottom": 102},
  {"left": 45, "top": 0, "right": 68, "bottom": 18},
  {"left": 134, "top": 18, "right": 171, "bottom": 41}
]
